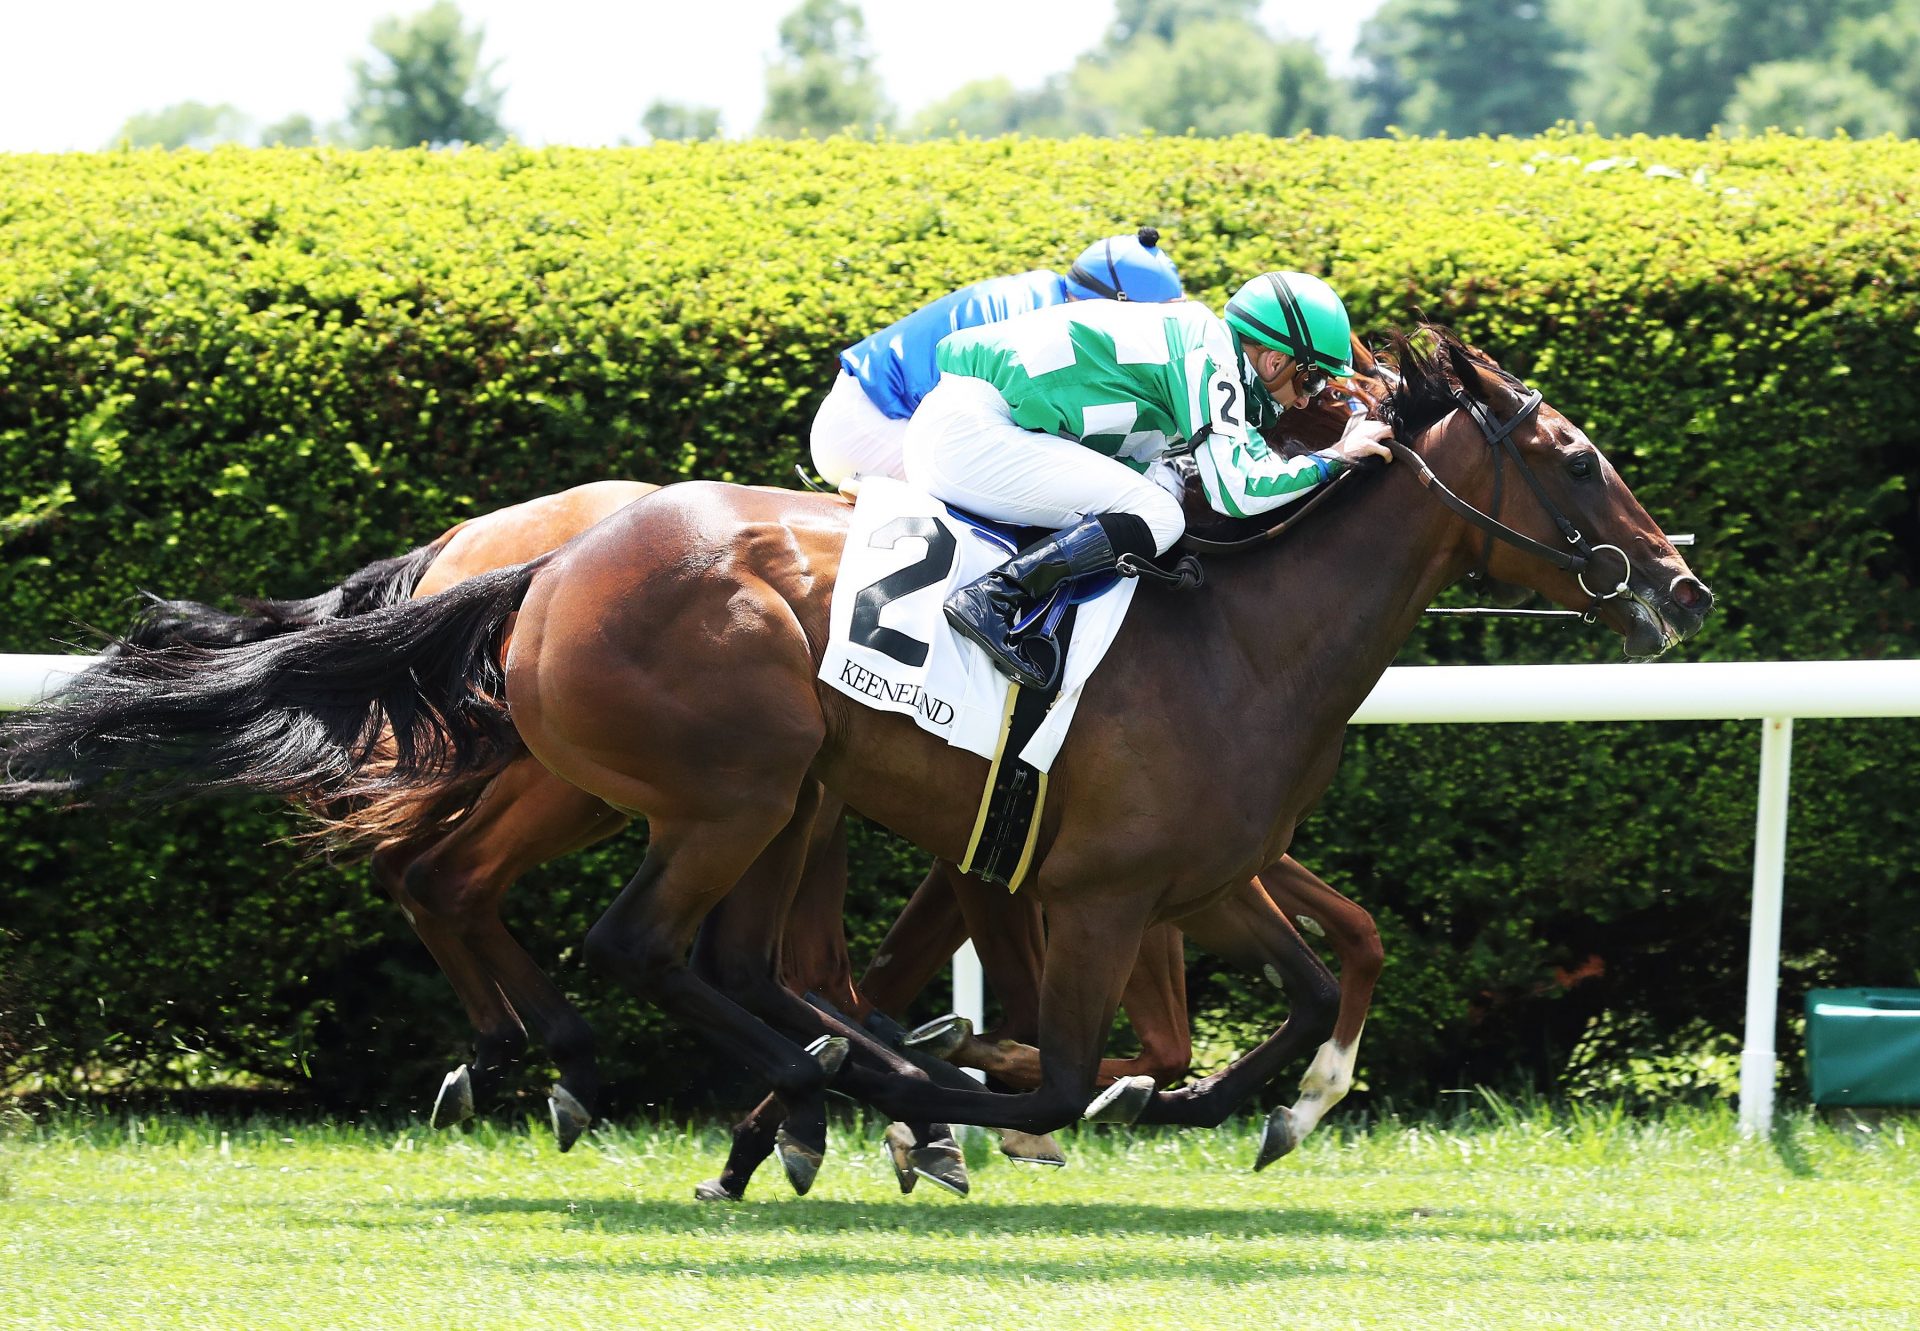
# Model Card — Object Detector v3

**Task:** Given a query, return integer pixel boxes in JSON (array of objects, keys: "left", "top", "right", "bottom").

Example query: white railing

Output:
[
  {"left": 7, "top": 654, "right": 1919, "bottom": 1133},
  {"left": 958, "top": 659, "right": 1920, "bottom": 1135}
]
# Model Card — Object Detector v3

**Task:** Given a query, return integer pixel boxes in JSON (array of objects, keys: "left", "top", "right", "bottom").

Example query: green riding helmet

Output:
[{"left": 1223, "top": 271, "right": 1354, "bottom": 376}]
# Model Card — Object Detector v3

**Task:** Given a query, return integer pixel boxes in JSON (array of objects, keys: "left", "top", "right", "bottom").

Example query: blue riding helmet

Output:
[{"left": 1065, "top": 227, "right": 1183, "bottom": 303}]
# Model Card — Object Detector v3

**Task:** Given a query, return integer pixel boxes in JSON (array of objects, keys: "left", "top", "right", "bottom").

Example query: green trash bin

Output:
[{"left": 1805, "top": 988, "right": 1920, "bottom": 1106}]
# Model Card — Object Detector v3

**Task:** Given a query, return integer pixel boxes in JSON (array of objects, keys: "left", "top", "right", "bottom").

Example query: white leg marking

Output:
[{"left": 1288, "top": 1032, "right": 1362, "bottom": 1141}]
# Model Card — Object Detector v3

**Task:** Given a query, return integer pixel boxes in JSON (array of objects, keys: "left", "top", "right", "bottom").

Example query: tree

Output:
[
  {"left": 909, "top": 77, "right": 1087, "bottom": 139},
  {"left": 1354, "top": 0, "right": 1574, "bottom": 137},
  {"left": 641, "top": 101, "right": 723, "bottom": 142},
  {"left": 1270, "top": 39, "right": 1346, "bottom": 136},
  {"left": 1071, "top": 17, "right": 1284, "bottom": 136},
  {"left": 1556, "top": 0, "right": 1895, "bottom": 135},
  {"left": 259, "top": 113, "right": 324, "bottom": 147},
  {"left": 346, "top": 1, "right": 508, "bottom": 148},
  {"left": 1722, "top": 60, "right": 1908, "bottom": 137},
  {"left": 109, "top": 102, "right": 250, "bottom": 150},
  {"left": 758, "top": 0, "right": 890, "bottom": 138},
  {"left": 1826, "top": 2, "right": 1920, "bottom": 128},
  {"left": 1103, "top": 0, "right": 1261, "bottom": 49}
]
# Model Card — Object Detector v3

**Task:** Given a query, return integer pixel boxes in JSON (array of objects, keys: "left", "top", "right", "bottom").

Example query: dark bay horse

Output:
[
  {"left": 128, "top": 472, "right": 1383, "bottom": 1188},
  {"left": 1, "top": 327, "right": 1711, "bottom": 1176}
]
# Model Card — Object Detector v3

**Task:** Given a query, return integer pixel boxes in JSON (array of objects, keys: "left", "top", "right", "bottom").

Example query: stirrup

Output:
[{"left": 1116, "top": 552, "right": 1205, "bottom": 592}]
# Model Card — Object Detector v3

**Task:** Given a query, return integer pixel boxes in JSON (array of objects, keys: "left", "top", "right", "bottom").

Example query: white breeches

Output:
[
  {"left": 810, "top": 370, "right": 912, "bottom": 487},
  {"left": 901, "top": 375, "right": 1187, "bottom": 554}
]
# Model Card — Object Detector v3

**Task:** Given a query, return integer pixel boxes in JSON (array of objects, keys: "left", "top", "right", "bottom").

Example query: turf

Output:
[{"left": 2, "top": 1103, "right": 1915, "bottom": 1330}]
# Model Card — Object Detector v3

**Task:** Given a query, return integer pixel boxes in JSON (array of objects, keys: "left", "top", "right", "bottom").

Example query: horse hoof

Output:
[
  {"left": 883, "top": 1122, "right": 918, "bottom": 1194},
  {"left": 902, "top": 1013, "right": 973, "bottom": 1061},
  {"left": 430, "top": 1064, "right": 474, "bottom": 1130},
  {"left": 1253, "top": 1104, "right": 1298, "bottom": 1171},
  {"left": 999, "top": 1129, "right": 1067, "bottom": 1167},
  {"left": 806, "top": 1034, "right": 851, "bottom": 1078},
  {"left": 694, "top": 1178, "right": 742, "bottom": 1202},
  {"left": 549, "top": 1084, "right": 592, "bottom": 1153},
  {"left": 1082, "top": 1074, "right": 1156, "bottom": 1125},
  {"left": 776, "top": 1127, "right": 825, "bottom": 1197},
  {"left": 909, "top": 1141, "right": 970, "bottom": 1197}
]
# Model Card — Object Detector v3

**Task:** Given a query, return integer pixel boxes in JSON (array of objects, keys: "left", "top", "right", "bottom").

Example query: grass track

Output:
[{"left": 2, "top": 1105, "right": 1916, "bottom": 1330}]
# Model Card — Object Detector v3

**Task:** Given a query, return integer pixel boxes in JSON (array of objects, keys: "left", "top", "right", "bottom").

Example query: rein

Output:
[
  {"left": 1389, "top": 384, "right": 1635, "bottom": 621},
  {"left": 1167, "top": 369, "right": 1641, "bottom": 624},
  {"left": 1175, "top": 466, "right": 1362, "bottom": 556}
]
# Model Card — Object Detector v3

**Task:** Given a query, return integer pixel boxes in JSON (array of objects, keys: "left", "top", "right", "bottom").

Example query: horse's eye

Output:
[{"left": 1568, "top": 454, "right": 1594, "bottom": 479}]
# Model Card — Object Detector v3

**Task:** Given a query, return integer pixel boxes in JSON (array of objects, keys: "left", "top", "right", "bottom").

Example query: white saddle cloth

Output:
[{"left": 818, "top": 477, "right": 1137, "bottom": 773}]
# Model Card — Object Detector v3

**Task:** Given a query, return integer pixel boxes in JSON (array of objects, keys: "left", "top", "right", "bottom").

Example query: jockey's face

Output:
[
  {"left": 1246, "top": 342, "right": 1329, "bottom": 409},
  {"left": 1245, "top": 343, "right": 1304, "bottom": 408}
]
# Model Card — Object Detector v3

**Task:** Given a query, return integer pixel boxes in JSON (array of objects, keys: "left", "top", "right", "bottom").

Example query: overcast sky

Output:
[{"left": 0, "top": 0, "right": 1383, "bottom": 150}]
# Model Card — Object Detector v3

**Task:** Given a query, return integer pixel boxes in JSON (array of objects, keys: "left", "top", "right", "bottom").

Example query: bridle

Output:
[{"left": 1386, "top": 379, "right": 1635, "bottom": 622}]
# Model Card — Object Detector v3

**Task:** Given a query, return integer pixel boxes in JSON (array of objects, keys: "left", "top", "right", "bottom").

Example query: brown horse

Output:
[
  {"left": 3, "top": 326, "right": 1711, "bottom": 1180},
  {"left": 130, "top": 465, "right": 1384, "bottom": 1185},
  {"left": 495, "top": 327, "right": 1706, "bottom": 1159}
]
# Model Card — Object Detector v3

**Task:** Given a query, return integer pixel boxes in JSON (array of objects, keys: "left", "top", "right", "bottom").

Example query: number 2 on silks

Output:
[
  {"left": 1213, "top": 369, "right": 1242, "bottom": 428},
  {"left": 850, "top": 516, "right": 958, "bottom": 667}
]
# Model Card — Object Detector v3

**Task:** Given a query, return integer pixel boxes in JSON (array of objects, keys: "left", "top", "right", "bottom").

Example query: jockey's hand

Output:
[{"left": 1331, "top": 415, "right": 1394, "bottom": 466}]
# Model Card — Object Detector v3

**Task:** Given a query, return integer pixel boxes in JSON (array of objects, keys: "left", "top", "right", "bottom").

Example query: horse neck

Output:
[{"left": 1207, "top": 425, "right": 1484, "bottom": 724}]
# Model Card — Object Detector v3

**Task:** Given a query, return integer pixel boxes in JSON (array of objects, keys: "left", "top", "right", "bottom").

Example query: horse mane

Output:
[{"left": 1374, "top": 323, "right": 1524, "bottom": 444}]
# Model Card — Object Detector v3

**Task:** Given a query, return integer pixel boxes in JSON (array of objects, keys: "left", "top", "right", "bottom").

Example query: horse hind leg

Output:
[
  {"left": 386, "top": 761, "right": 629, "bottom": 1148},
  {"left": 1256, "top": 857, "right": 1384, "bottom": 1148},
  {"left": 370, "top": 841, "right": 526, "bottom": 1129},
  {"left": 583, "top": 789, "right": 846, "bottom": 1196}
]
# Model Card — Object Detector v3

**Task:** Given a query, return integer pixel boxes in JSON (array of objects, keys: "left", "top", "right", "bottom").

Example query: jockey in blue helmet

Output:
[
  {"left": 1063, "top": 229, "right": 1182, "bottom": 302},
  {"left": 811, "top": 228, "right": 1184, "bottom": 488}
]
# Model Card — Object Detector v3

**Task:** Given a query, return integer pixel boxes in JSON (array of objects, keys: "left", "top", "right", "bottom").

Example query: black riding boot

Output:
[{"left": 943, "top": 513, "right": 1154, "bottom": 690}]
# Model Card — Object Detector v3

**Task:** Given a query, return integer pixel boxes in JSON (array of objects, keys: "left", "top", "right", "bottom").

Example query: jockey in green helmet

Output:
[
  {"left": 908, "top": 269, "right": 1392, "bottom": 691},
  {"left": 1223, "top": 269, "right": 1356, "bottom": 398}
]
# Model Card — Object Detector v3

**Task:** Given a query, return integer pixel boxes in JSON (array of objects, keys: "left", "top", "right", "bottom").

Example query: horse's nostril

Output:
[{"left": 1670, "top": 575, "right": 1712, "bottom": 613}]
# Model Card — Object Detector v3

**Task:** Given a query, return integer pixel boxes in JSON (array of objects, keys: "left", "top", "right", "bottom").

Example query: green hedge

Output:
[{"left": 3, "top": 133, "right": 1917, "bottom": 1113}]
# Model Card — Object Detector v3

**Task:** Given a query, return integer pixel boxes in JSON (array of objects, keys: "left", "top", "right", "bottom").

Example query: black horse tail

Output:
[
  {"left": 119, "top": 536, "right": 452, "bottom": 652},
  {"left": 0, "top": 552, "right": 553, "bottom": 809}
]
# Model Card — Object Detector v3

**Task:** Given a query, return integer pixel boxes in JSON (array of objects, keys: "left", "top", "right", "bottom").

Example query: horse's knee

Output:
[
  {"left": 399, "top": 850, "right": 496, "bottom": 931},
  {"left": 1132, "top": 1039, "right": 1192, "bottom": 1089},
  {"left": 583, "top": 917, "right": 671, "bottom": 993},
  {"left": 691, "top": 946, "right": 782, "bottom": 1014},
  {"left": 1348, "top": 925, "right": 1385, "bottom": 985}
]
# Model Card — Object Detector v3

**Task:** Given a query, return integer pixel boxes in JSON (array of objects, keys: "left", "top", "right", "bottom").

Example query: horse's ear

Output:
[
  {"left": 1348, "top": 333, "right": 1374, "bottom": 373},
  {"left": 1444, "top": 335, "right": 1519, "bottom": 412},
  {"left": 1442, "top": 334, "right": 1485, "bottom": 400}
]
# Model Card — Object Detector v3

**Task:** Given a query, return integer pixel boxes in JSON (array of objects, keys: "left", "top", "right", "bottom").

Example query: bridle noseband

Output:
[{"left": 1386, "top": 382, "right": 1634, "bottom": 621}]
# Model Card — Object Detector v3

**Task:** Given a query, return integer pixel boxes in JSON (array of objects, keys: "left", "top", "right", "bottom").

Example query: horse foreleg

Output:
[
  {"left": 855, "top": 861, "right": 969, "bottom": 1017},
  {"left": 843, "top": 890, "right": 1146, "bottom": 1134},
  {"left": 930, "top": 870, "right": 1190, "bottom": 1094},
  {"left": 1136, "top": 877, "right": 1338, "bottom": 1152},
  {"left": 1256, "top": 857, "right": 1383, "bottom": 1146}
]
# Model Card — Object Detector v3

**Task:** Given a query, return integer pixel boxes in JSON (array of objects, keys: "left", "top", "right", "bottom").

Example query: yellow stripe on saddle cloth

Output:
[{"left": 958, "top": 606, "right": 1076, "bottom": 890}]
